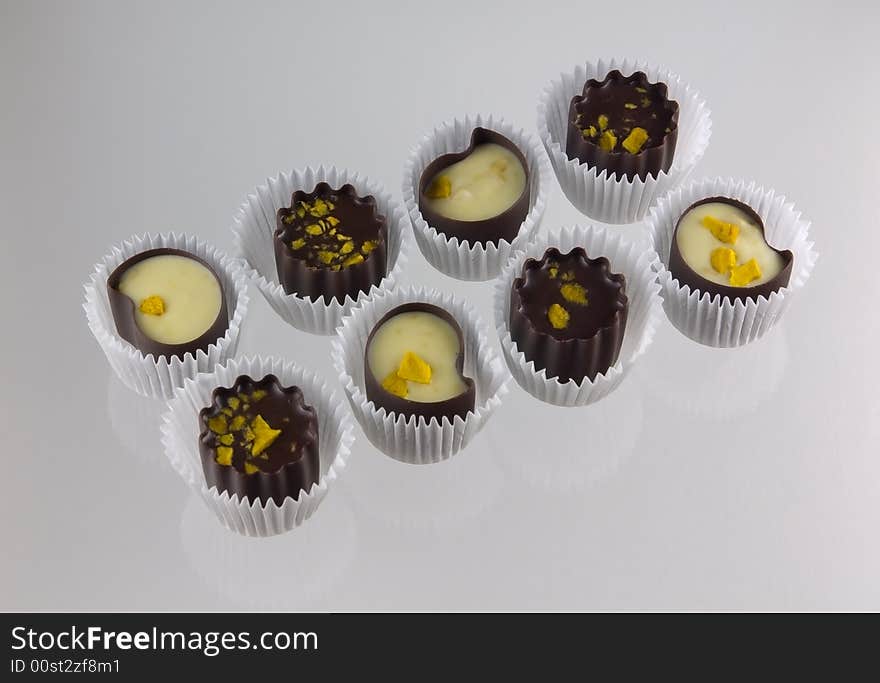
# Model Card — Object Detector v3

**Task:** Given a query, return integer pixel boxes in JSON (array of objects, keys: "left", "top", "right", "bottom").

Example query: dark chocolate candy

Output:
[
  {"left": 418, "top": 127, "right": 530, "bottom": 246},
  {"left": 668, "top": 196, "right": 794, "bottom": 303},
  {"left": 510, "top": 247, "right": 628, "bottom": 383},
  {"left": 274, "top": 182, "right": 388, "bottom": 303},
  {"left": 364, "top": 303, "right": 476, "bottom": 423},
  {"left": 106, "top": 248, "right": 229, "bottom": 360},
  {"left": 566, "top": 70, "right": 679, "bottom": 182},
  {"left": 198, "top": 374, "right": 319, "bottom": 506}
]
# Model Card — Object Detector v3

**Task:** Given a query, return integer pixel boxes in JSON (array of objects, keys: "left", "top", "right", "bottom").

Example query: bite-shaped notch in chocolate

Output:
[
  {"left": 364, "top": 303, "right": 476, "bottom": 422},
  {"left": 198, "top": 374, "right": 320, "bottom": 506},
  {"left": 106, "top": 248, "right": 229, "bottom": 360},
  {"left": 566, "top": 70, "right": 679, "bottom": 181},
  {"left": 274, "top": 182, "right": 388, "bottom": 303},
  {"left": 509, "top": 247, "right": 628, "bottom": 383},
  {"left": 418, "top": 127, "right": 530, "bottom": 246},
  {"left": 668, "top": 196, "right": 794, "bottom": 302}
]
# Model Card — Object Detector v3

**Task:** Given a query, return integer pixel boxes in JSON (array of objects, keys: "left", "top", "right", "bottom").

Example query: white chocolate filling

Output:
[
  {"left": 676, "top": 201, "right": 785, "bottom": 287},
  {"left": 423, "top": 143, "right": 526, "bottom": 222},
  {"left": 367, "top": 311, "right": 468, "bottom": 403},
  {"left": 118, "top": 254, "right": 222, "bottom": 344}
]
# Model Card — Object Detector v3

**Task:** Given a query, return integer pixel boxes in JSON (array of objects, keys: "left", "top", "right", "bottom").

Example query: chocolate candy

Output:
[
  {"left": 566, "top": 70, "right": 679, "bottom": 181},
  {"left": 364, "top": 303, "right": 476, "bottom": 422},
  {"left": 199, "top": 374, "right": 319, "bottom": 506},
  {"left": 510, "top": 247, "right": 628, "bottom": 382},
  {"left": 668, "top": 197, "right": 794, "bottom": 302},
  {"left": 274, "top": 183, "right": 387, "bottom": 303},
  {"left": 418, "top": 128, "right": 530, "bottom": 245},
  {"left": 107, "top": 248, "right": 229, "bottom": 360}
]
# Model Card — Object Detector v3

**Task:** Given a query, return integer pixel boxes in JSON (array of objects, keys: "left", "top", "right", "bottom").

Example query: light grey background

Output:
[{"left": 2, "top": 0, "right": 877, "bottom": 611}]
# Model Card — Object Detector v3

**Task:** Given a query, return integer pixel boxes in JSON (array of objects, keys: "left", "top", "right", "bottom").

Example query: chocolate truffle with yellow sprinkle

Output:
[
  {"left": 364, "top": 302, "right": 476, "bottom": 422},
  {"left": 668, "top": 196, "right": 794, "bottom": 303},
  {"left": 274, "top": 182, "right": 387, "bottom": 303},
  {"left": 566, "top": 70, "right": 679, "bottom": 181},
  {"left": 198, "top": 374, "right": 319, "bottom": 506},
  {"left": 510, "top": 247, "right": 628, "bottom": 383}
]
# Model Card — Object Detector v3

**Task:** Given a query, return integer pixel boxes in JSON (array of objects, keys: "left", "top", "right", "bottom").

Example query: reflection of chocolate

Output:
[
  {"left": 510, "top": 247, "right": 627, "bottom": 382},
  {"left": 364, "top": 303, "right": 476, "bottom": 422},
  {"left": 669, "top": 197, "right": 794, "bottom": 302},
  {"left": 274, "top": 183, "right": 387, "bottom": 303},
  {"left": 107, "top": 248, "right": 229, "bottom": 360},
  {"left": 566, "top": 70, "right": 679, "bottom": 181},
  {"left": 199, "top": 374, "right": 319, "bottom": 506},
  {"left": 418, "top": 128, "right": 530, "bottom": 246}
]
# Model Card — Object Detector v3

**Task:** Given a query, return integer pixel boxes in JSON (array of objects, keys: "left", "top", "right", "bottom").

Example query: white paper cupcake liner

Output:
[
  {"left": 646, "top": 177, "right": 818, "bottom": 347},
  {"left": 83, "top": 233, "right": 250, "bottom": 400},
  {"left": 232, "top": 166, "right": 410, "bottom": 335},
  {"left": 537, "top": 58, "right": 712, "bottom": 224},
  {"left": 160, "top": 355, "right": 355, "bottom": 537},
  {"left": 495, "top": 224, "right": 663, "bottom": 406},
  {"left": 402, "top": 114, "right": 551, "bottom": 281},
  {"left": 330, "top": 286, "right": 510, "bottom": 464}
]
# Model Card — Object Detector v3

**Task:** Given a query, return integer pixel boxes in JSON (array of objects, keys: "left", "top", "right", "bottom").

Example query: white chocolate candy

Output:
[
  {"left": 118, "top": 254, "right": 222, "bottom": 344},
  {"left": 423, "top": 143, "right": 526, "bottom": 222},
  {"left": 676, "top": 201, "right": 785, "bottom": 287},
  {"left": 367, "top": 311, "right": 467, "bottom": 403}
]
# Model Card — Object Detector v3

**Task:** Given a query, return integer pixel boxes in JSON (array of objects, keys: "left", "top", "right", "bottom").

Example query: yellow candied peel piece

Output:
[
  {"left": 325, "top": 215, "right": 340, "bottom": 227},
  {"left": 340, "top": 241, "right": 355, "bottom": 255},
  {"left": 397, "top": 351, "right": 432, "bottom": 384},
  {"left": 342, "top": 253, "right": 364, "bottom": 267},
  {"left": 290, "top": 238, "right": 306, "bottom": 250},
  {"left": 250, "top": 414, "right": 282, "bottom": 457},
  {"left": 309, "top": 197, "right": 333, "bottom": 217},
  {"left": 244, "top": 462, "right": 259, "bottom": 475},
  {"left": 215, "top": 446, "right": 233, "bottom": 467},
  {"left": 381, "top": 371, "right": 408, "bottom": 399},
  {"left": 218, "top": 433, "right": 234, "bottom": 446},
  {"left": 547, "top": 303, "right": 570, "bottom": 330},
  {"left": 229, "top": 414, "right": 246, "bottom": 431},
  {"left": 207, "top": 414, "right": 228, "bottom": 435},
  {"left": 597, "top": 114, "right": 609, "bottom": 131},
  {"left": 425, "top": 175, "right": 452, "bottom": 199},
  {"left": 560, "top": 282, "right": 588, "bottom": 305},
  {"left": 622, "top": 127, "right": 649, "bottom": 154},
  {"left": 361, "top": 240, "right": 378, "bottom": 254},
  {"left": 729, "top": 258, "right": 762, "bottom": 287},
  {"left": 316, "top": 250, "right": 337, "bottom": 265},
  {"left": 624, "top": 103, "right": 638, "bottom": 110},
  {"left": 250, "top": 390, "right": 267, "bottom": 402},
  {"left": 139, "top": 295, "right": 165, "bottom": 316},
  {"left": 582, "top": 125, "right": 598, "bottom": 139},
  {"left": 548, "top": 265, "right": 559, "bottom": 279},
  {"left": 226, "top": 397, "right": 240, "bottom": 410},
  {"left": 598, "top": 130, "right": 617, "bottom": 152},
  {"left": 701, "top": 215, "right": 740, "bottom": 244},
  {"left": 304, "top": 223, "right": 324, "bottom": 236},
  {"left": 710, "top": 247, "right": 737, "bottom": 276}
]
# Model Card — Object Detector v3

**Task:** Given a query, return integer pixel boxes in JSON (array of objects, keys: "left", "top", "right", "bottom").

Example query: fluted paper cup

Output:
[
  {"left": 160, "top": 355, "right": 355, "bottom": 537},
  {"left": 83, "top": 232, "right": 250, "bottom": 399},
  {"left": 402, "top": 114, "right": 551, "bottom": 280},
  {"left": 537, "top": 58, "right": 712, "bottom": 224},
  {"left": 330, "top": 286, "right": 510, "bottom": 464},
  {"left": 646, "top": 177, "right": 818, "bottom": 347},
  {"left": 495, "top": 224, "right": 663, "bottom": 406},
  {"left": 232, "top": 166, "right": 410, "bottom": 335}
]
